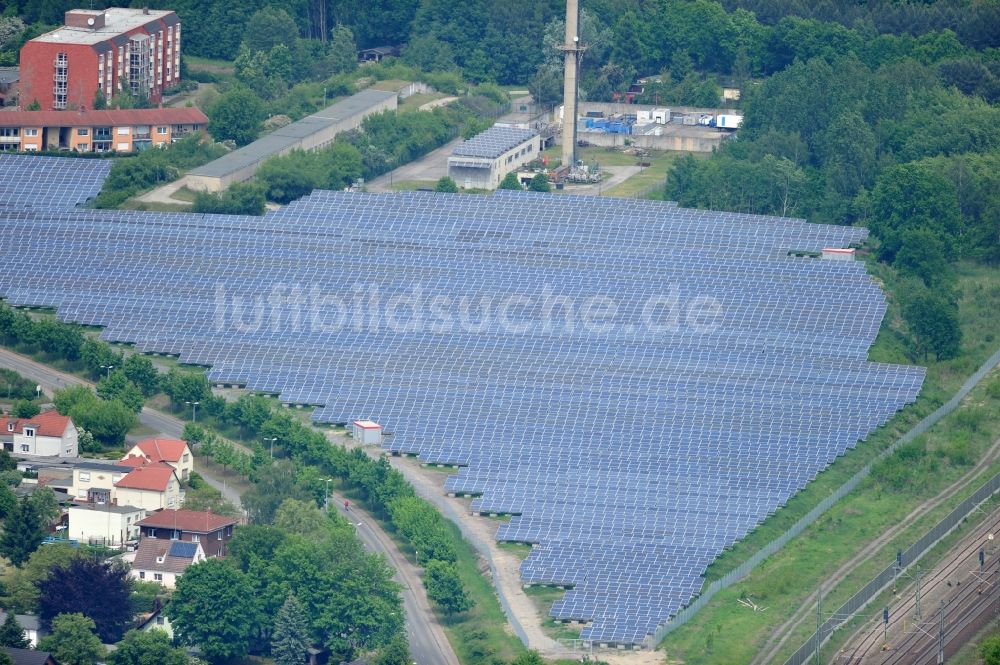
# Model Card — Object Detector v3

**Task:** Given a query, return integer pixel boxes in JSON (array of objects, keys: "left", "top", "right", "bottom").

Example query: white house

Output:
[
  {"left": 0, "top": 411, "right": 77, "bottom": 458},
  {"left": 113, "top": 463, "right": 182, "bottom": 511},
  {"left": 447, "top": 125, "right": 541, "bottom": 190},
  {"left": 122, "top": 437, "right": 194, "bottom": 481},
  {"left": 130, "top": 538, "right": 205, "bottom": 589},
  {"left": 59, "top": 461, "right": 134, "bottom": 504},
  {"left": 0, "top": 611, "right": 45, "bottom": 647},
  {"left": 67, "top": 503, "right": 146, "bottom": 547}
]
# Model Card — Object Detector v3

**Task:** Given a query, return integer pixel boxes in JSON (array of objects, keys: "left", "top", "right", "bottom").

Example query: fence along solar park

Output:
[{"left": 0, "top": 154, "right": 925, "bottom": 646}]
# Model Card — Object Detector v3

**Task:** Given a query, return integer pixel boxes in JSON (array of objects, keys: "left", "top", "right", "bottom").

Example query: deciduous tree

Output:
[
  {"left": 107, "top": 629, "right": 189, "bottom": 665},
  {"left": 208, "top": 87, "right": 266, "bottom": 146},
  {"left": 168, "top": 560, "right": 260, "bottom": 663},
  {"left": 424, "top": 560, "right": 472, "bottom": 616},
  {"left": 38, "top": 613, "right": 106, "bottom": 665},
  {"left": 498, "top": 172, "right": 522, "bottom": 190},
  {"left": 37, "top": 557, "right": 134, "bottom": 642}
]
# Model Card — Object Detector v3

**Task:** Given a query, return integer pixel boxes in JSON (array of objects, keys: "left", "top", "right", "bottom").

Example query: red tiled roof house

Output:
[
  {"left": 113, "top": 462, "right": 181, "bottom": 511},
  {"left": 122, "top": 437, "right": 193, "bottom": 480},
  {"left": 134, "top": 508, "right": 237, "bottom": 557},
  {"left": 0, "top": 411, "right": 77, "bottom": 458}
]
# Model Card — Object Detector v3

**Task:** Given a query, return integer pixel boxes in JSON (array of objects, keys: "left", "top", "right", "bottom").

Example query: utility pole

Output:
[
  {"left": 814, "top": 590, "right": 822, "bottom": 665},
  {"left": 915, "top": 569, "right": 924, "bottom": 620},
  {"left": 936, "top": 600, "right": 944, "bottom": 665}
]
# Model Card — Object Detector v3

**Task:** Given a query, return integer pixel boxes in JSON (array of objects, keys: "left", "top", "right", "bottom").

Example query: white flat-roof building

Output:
[
  {"left": 448, "top": 126, "right": 540, "bottom": 190},
  {"left": 352, "top": 420, "right": 383, "bottom": 445},
  {"left": 67, "top": 502, "right": 146, "bottom": 546}
]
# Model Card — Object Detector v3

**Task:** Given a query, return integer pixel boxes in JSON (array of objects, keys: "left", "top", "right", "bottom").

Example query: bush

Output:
[
  {"left": 12, "top": 400, "right": 40, "bottom": 418},
  {"left": 192, "top": 183, "right": 266, "bottom": 215}
]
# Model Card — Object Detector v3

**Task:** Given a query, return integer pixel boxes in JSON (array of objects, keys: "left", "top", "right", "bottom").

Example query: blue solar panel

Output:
[
  {"left": 0, "top": 168, "right": 925, "bottom": 646},
  {"left": 0, "top": 154, "right": 111, "bottom": 208},
  {"left": 168, "top": 541, "right": 199, "bottom": 558}
]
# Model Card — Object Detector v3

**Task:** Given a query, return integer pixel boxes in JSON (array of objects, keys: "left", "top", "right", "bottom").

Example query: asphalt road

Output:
[
  {"left": 0, "top": 347, "right": 457, "bottom": 665},
  {"left": 330, "top": 491, "right": 460, "bottom": 665}
]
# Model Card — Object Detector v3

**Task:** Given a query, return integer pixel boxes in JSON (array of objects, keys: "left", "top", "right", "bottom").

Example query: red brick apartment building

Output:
[{"left": 19, "top": 8, "right": 181, "bottom": 110}]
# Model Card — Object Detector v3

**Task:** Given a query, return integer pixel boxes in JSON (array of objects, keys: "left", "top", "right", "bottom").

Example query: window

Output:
[
  {"left": 77, "top": 128, "right": 89, "bottom": 136},
  {"left": 191, "top": 534, "right": 199, "bottom": 542},
  {"left": 155, "top": 616, "right": 165, "bottom": 625},
  {"left": 76, "top": 490, "right": 87, "bottom": 498},
  {"left": 139, "top": 571, "right": 145, "bottom": 579},
  {"left": 20, "top": 445, "right": 29, "bottom": 452},
  {"left": 182, "top": 453, "right": 189, "bottom": 462},
  {"left": 157, "top": 126, "right": 167, "bottom": 134},
  {"left": 171, "top": 530, "right": 180, "bottom": 540},
  {"left": 79, "top": 472, "right": 91, "bottom": 482},
  {"left": 153, "top": 573, "right": 163, "bottom": 582},
  {"left": 116, "top": 127, "right": 130, "bottom": 135},
  {"left": 23, "top": 428, "right": 34, "bottom": 437},
  {"left": 7, "top": 422, "right": 13, "bottom": 431}
]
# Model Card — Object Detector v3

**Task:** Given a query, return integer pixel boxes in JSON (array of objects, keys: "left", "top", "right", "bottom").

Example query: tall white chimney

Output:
[{"left": 560, "top": 0, "right": 581, "bottom": 170}]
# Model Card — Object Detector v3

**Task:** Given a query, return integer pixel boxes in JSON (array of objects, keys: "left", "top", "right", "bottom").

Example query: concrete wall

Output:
[{"left": 577, "top": 130, "right": 726, "bottom": 152}]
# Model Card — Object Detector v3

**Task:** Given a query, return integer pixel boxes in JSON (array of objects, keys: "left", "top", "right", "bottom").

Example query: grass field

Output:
[
  {"left": 604, "top": 151, "right": 684, "bottom": 198},
  {"left": 184, "top": 55, "right": 235, "bottom": 75},
  {"left": 658, "top": 262, "right": 1000, "bottom": 663}
]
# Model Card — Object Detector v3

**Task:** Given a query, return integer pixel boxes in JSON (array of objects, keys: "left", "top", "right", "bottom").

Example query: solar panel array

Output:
[
  {"left": 0, "top": 154, "right": 111, "bottom": 208},
  {"left": 452, "top": 125, "right": 539, "bottom": 159},
  {"left": 0, "top": 158, "right": 925, "bottom": 645}
]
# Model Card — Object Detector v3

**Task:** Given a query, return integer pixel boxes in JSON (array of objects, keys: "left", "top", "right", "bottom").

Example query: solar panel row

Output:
[{"left": 0, "top": 155, "right": 924, "bottom": 645}]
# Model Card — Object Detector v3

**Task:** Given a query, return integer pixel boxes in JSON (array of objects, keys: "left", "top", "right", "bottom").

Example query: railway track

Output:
[{"left": 837, "top": 508, "right": 1000, "bottom": 664}]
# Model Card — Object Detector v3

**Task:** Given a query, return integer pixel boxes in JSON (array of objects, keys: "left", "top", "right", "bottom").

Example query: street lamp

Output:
[
  {"left": 185, "top": 400, "right": 200, "bottom": 422},
  {"left": 263, "top": 436, "right": 278, "bottom": 459},
  {"left": 321, "top": 478, "right": 333, "bottom": 512},
  {"left": 100, "top": 364, "right": 114, "bottom": 379},
  {"left": 35, "top": 384, "right": 41, "bottom": 399}
]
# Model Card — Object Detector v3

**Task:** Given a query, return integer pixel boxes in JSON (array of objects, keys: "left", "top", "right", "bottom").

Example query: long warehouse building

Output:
[{"left": 186, "top": 88, "right": 397, "bottom": 192}]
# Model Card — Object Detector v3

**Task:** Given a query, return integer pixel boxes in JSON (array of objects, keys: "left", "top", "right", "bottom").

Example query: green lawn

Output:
[
  {"left": 184, "top": 55, "right": 235, "bottom": 75},
  {"left": 604, "top": 151, "right": 684, "bottom": 198}
]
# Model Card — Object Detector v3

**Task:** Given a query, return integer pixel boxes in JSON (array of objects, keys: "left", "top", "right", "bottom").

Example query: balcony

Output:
[{"left": 53, "top": 73, "right": 68, "bottom": 82}]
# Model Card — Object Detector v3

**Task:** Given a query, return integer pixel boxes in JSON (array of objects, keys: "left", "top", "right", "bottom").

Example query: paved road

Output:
[
  {"left": 0, "top": 347, "right": 456, "bottom": 665},
  {"left": 330, "top": 491, "right": 460, "bottom": 665},
  {"left": 365, "top": 137, "right": 463, "bottom": 192}
]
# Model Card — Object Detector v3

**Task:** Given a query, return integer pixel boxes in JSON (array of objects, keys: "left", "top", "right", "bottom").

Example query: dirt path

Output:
[
  {"left": 383, "top": 453, "right": 662, "bottom": 665},
  {"left": 751, "top": 434, "right": 1000, "bottom": 665}
]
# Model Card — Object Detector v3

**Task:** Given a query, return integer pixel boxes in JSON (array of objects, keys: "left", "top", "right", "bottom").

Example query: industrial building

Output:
[
  {"left": 186, "top": 88, "right": 397, "bottom": 192},
  {"left": 563, "top": 102, "right": 735, "bottom": 152},
  {"left": 19, "top": 8, "right": 181, "bottom": 110},
  {"left": 0, "top": 107, "right": 206, "bottom": 152},
  {"left": 447, "top": 125, "right": 540, "bottom": 190}
]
